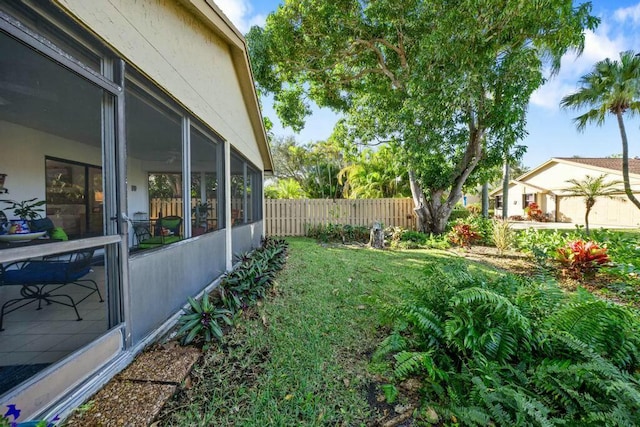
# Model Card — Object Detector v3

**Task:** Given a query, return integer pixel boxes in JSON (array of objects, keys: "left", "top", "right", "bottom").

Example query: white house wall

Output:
[
  {"left": 55, "top": 0, "right": 265, "bottom": 170},
  {"left": 502, "top": 183, "right": 529, "bottom": 218},
  {"left": 0, "top": 120, "right": 101, "bottom": 208}
]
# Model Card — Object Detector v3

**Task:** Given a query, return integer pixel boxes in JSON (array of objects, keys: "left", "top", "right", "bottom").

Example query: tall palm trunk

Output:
[
  {"left": 502, "top": 158, "right": 510, "bottom": 218},
  {"left": 617, "top": 111, "right": 640, "bottom": 210},
  {"left": 584, "top": 198, "right": 594, "bottom": 235}
]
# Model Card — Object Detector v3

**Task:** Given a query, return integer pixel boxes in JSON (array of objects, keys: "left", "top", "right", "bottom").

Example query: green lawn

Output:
[
  {"left": 158, "top": 232, "right": 640, "bottom": 426},
  {"left": 159, "top": 238, "right": 497, "bottom": 426}
]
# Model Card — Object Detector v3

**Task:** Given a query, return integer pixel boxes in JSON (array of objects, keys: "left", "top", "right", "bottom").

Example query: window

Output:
[
  {"left": 230, "top": 150, "right": 263, "bottom": 226},
  {"left": 125, "top": 77, "right": 183, "bottom": 249},
  {"left": 190, "top": 125, "right": 224, "bottom": 234},
  {"left": 495, "top": 195, "right": 503, "bottom": 209},
  {"left": 46, "top": 158, "right": 103, "bottom": 238},
  {"left": 523, "top": 193, "right": 535, "bottom": 207},
  {"left": 0, "top": 19, "right": 120, "bottom": 397}
]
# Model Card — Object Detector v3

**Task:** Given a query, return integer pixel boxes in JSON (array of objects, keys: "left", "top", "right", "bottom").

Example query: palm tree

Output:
[
  {"left": 560, "top": 50, "right": 640, "bottom": 210},
  {"left": 265, "top": 178, "right": 307, "bottom": 199},
  {"left": 562, "top": 174, "right": 623, "bottom": 235}
]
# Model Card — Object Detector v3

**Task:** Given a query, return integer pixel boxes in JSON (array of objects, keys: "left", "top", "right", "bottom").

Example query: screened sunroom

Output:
[{"left": 0, "top": 0, "right": 271, "bottom": 421}]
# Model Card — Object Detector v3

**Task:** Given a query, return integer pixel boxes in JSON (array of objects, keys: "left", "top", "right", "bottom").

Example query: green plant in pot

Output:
[
  {"left": 192, "top": 200, "right": 209, "bottom": 235},
  {"left": 0, "top": 198, "right": 45, "bottom": 234}
]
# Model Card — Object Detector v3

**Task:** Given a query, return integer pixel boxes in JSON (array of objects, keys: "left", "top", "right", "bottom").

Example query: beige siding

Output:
[{"left": 55, "top": 0, "right": 264, "bottom": 169}]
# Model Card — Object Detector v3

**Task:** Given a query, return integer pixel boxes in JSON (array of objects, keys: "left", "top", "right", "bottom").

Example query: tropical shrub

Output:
[
  {"left": 466, "top": 203, "right": 482, "bottom": 215},
  {"left": 467, "top": 215, "right": 494, "bottom": 244},
  {"left": 221, "top": 237, "right": 289, "bottom": 313},
  {"left": 524, "top": 202, "right": 545, "bottom": 221},
  {"left": 448, "top": 223, "right": 481, "bottom": 248},
  {"left": 386, "top": 227, "right": 450, "bottom": 250},
  {"left": 177, "top": 294, "right": 233, "bottom": 345},
  {"left": 516, "top": 228, "right": 582, "bottom": 269},
  {"left": 491, "top": 219, "right": 514, "bottom": 255},
  {"left": 449, "top": 215, "right": 494, "bottom": 245},
  {"left": 590, "top": 229, "right": 640, "bottom": 278},
  {"left": 449, "top": 207, "right": 471, "bottom": 221},
  {"left": 555, "top": 240, "right": 611, "bottom": 280},
  {"left": 179, "top": 237, "right": 288, "bottom": 346},
  {"left": 305, "top": 223, "right": 370, "bottom": 243},
  {"left": 377, "top": 261, "right": 640, "bottom": 426}
]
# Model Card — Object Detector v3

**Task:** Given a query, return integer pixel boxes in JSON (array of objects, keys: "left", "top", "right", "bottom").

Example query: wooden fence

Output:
[{"left": 264, "top": 198, "right": 416, "bottom": 236}]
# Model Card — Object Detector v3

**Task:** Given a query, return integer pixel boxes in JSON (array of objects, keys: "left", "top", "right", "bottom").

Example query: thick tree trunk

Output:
[
  {"left": 408, "top": 122, "right": 485, "bottom": 235},
  {"left": 369, "top": 221, "right": 385, "bottom": 249},
  {"left": 617, "top": 112, "right": 640, "bottom": 210},
  {"left": 408, "top": 170, "right": 428, "bottom": 232}
]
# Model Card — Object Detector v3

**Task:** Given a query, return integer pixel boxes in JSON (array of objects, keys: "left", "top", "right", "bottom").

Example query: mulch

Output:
[{"left": 64, "top": 343, "right": 201, "bottom": 426}]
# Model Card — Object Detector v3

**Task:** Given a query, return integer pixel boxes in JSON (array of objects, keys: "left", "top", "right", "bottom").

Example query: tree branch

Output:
[{"left": 352, "top": 39, "right": 404, "bottom": 88}]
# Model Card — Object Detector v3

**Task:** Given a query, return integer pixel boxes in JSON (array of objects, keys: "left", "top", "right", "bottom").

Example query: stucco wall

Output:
[
  {"left": 499, "top": 183, "right": 538, "bottom": 218},
  {"left": 558, "top": 196, "right": 640, "bottom": 227},
  {"left": 55, "top": 0, "right": 264, "bottom": 170}
]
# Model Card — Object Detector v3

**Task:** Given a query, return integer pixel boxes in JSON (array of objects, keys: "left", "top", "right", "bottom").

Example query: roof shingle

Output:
[{"left": 555, "top": 157, "right": 640, "bottom": 175}]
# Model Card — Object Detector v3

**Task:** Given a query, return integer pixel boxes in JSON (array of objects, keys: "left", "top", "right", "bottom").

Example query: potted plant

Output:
[
  {"left": 192, "top": 200, "right": 209, "bottom": 235},
  {"left": 0, "top": 198, "right": 45, "bottom": 234}
]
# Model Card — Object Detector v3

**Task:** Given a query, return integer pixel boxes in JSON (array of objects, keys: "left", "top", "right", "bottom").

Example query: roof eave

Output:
[{"left": 175, "top": 0, "right": 273, "bottom": 172}]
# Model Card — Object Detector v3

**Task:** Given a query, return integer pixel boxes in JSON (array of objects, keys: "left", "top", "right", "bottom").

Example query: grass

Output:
[
  {"left": 159, "top": 238, "right": 498, "bottom": 426},
  {"left": 158, "top": 234, "right": 640, "bottom": 425}
]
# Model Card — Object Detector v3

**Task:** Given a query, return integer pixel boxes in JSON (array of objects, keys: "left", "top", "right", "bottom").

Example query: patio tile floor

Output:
[{"left": 0, "top": 267, "right": 108, "bottom": 368}]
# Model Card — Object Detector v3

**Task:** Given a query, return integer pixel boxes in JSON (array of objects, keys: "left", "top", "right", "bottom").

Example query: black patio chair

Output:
[{"left": 0, "top": 249, "right": 103, "bottom": 331}]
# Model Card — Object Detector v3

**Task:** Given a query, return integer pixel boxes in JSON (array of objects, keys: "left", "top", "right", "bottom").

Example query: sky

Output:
[{"left": 216, "top": 0, "right": 640, "bottom": 168}]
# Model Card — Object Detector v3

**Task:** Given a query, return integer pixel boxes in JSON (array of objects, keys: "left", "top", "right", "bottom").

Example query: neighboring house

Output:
[
  {"left": 491, "top": 157, "right": 640, "bottom": 226},
  {"left": 0, "top": 0, "right": 271, "bottom": 421}
]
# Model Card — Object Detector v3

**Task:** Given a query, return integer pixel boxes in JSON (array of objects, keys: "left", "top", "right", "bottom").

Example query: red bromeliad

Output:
[
  {"left": 555, "top": 240, "right": 610, "bottom": 280},
  {"left": 449, "top": 223, "right": 481, "bottom": 249}
]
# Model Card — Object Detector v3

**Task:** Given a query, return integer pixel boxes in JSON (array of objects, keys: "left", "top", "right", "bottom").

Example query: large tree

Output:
[
  {"left": 249, "top": 0, "right": 597, "bottom": 233},
  {"left": 560, "top": 50, "right": 640, "bottom": 210},
  {"left": 268, "top": 136, "right": 345, "bottom": 198}
]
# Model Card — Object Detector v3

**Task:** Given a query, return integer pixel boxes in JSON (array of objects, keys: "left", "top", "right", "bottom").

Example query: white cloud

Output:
[
  {"left": 530, "top": 78, "right": 575, "bottom": 110},
  {"left": 530, "top": 24, "right": 627, "bottom": 111},
  {"left": 614, "top": 3, "right": 640, "bottom": 25},
  {"left": 215, "top": 0, "right": 266, "bottom": 33}
]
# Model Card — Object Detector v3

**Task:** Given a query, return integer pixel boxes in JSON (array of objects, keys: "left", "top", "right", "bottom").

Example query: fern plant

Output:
[{"left": 377, "top": 259, "right": 640, "bottom": 426}]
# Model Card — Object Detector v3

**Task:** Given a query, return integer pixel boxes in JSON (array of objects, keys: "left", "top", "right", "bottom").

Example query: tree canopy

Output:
[
  {"left": 249, "top": 0, "right": 598, "bottom": 233},
  {"left": 561, "top": 50, "right": 640, "bottom": 211}
]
